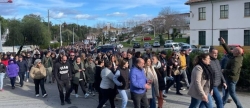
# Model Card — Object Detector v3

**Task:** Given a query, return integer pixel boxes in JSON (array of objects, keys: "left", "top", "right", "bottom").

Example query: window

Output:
[
  {"left": 244, "top": 30, "right": 250, "bottom": 45},
  {"left": 245, "top": 2, "right": 250, "bottom": 17},
  {"left": 198, "top": 7, "right": 206, "bottom": 20},
  {"left": 220, "top": 5, "right": 229, "bottom": 18},
  {"left": 220, "top": 30, "right": 228, "bottom": 44},
  {"left": 199, "top": 31, "right": 206, "bottom": 45}
]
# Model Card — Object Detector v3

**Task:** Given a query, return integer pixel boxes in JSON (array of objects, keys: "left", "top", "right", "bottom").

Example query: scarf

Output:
[
  {"left": 152, "top": 61, "right": 161, "bottom": 69},
  {"left": 198, "top": 60, "right": 214, "bottom": 92}
]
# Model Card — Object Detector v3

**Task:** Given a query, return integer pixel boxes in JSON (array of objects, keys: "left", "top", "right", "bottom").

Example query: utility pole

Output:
[
  {"left": 48, "top": 9, "right": 50, "bottom": 38},
  {"left": 73, "top": 27, "right": 74, "bottom": 44},
  {"left": 60, "top": 24, "right": 62, "bottom": 46}
]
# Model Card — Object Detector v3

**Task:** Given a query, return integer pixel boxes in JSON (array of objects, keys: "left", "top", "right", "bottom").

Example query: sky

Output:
[{"left": 0, "top": 0, "right": 190, "bottom": 27}]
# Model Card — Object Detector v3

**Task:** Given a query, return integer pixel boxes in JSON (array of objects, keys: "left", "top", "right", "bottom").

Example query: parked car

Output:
[
  {"left": 225, "top": 44, "right": 243, "bottom": 54},
  {"left": 181, "top": 44, "right": 198, "bottom": 53},
  {"left": 153, "top": 41, "right": 160, "bottom": 47},
  {"left": 133, "top": 42, "right": 141, "bottom": 48},
  {"left": 178, "top": 42, "right": 189, "bottom": 47},
  {"left": 141, "top": 37, "right": 152, "bottom": 41},
  {"left": 117, "top": 44, "right": 123, "bottom": 49},
  {"left": 144, "top": 42, "right": 152, "bottom": 51},
  {"left": 164, "top": 43, "right": 180, "bottom": 51},
  {"left": 165, "top": 40, "right": 173, "bottom": 43},
  {"left": 97, "top": 44, "right": 117, "bottom": 53},
  {"left": 199, "top": 45, "right": 211, "bottom": 53}
]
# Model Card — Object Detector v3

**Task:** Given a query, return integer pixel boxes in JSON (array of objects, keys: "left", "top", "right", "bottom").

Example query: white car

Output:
[
  {"left": 117, "top": 44, "right": 123, "bottom": 49},
  {"left": 153, "top": 41, "right": 160, "bottom": 47}
]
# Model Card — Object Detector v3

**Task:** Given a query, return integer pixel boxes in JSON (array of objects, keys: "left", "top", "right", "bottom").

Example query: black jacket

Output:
[
  {"left": 17, "top": 60, "right": 28, "bottom": 73},
  {"left": 0, "top": 63, "right": 6, "bottom": 73},
  {"left": 210, "top": 56, "right": 226, "bottom": 87},
  {"left": 54, "top": 62, "right": 72, "bottom": 81},
  {"left": 94, "top": 66, "right": 102, "bottom": 90}
]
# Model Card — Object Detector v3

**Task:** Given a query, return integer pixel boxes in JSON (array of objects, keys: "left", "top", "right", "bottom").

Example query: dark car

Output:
[
  {"left": 97, "top": 44, "right": 117, "bottom": 53},
  {"left": 133, "top": 42, "right": 141, "bottom": 48}
]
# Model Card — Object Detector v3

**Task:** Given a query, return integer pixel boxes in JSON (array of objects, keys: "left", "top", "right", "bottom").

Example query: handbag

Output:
[{"left": 173, "top": 69, "right": 181, "bottom": 75}]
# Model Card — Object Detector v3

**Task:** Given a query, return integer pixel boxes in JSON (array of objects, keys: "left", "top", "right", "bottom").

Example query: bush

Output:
[{"left": 159, "top": 35, "right": 165, "bottom": 45}]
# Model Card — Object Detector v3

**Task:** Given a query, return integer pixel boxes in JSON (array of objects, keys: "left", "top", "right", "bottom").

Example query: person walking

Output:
[
  {"left": 16, "top": 56, "right": 28, "bottom": 87},
  {"left": 42, "top": 51, "right": 53, "bottom": 83},
  {"left": 7, "top": 59, "right": 19, "bottom": 89},
  {"left": 130, "top": 58, "right": 150, "bottom": 108},
  {"left": 113, "top": 59, "right": 130, "bottom": 108},
  {"left": 94, "top": 59, "right": 105, "bottom": 105},
  {"left": 0, "top": 59, "right": 6, "bottom": 91},
  {"left": 144, "top": 57, "right": 159, "bottom": 108},
  {"left": 188, "top": 53, "right": 214, "bottom": 108},
  {"left": 209, "top": 48, "right": 227, "bottom": 108},
  {"left": 54, "top": 56, "right": 72, "bottom": 105},
  {"left": 220, "top": 38, "right": 243, "bottom": 108},
  {"left": 71, "top": 57, "right": 89, "bottom": 98},
  {"left": 85, "top": 56, "right": 96, "bottom": 96},
  {"left": 97, "top": 61, "right": 116, "bottom": 108},
  {"left": 29, "top": 59, "right": 47, "bottom": 98}
]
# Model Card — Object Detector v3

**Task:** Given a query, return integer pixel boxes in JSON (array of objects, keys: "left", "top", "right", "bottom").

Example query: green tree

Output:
[
  {"left": 0, "top": 16, "right": 8, "bottom": 36},
  {"left": 4, "top": 19, "right": 23, "bottom": 46}
]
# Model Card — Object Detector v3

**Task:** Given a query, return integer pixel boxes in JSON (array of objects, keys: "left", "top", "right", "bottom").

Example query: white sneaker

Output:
[
  {"left": 42, "top": 94, "right": 47, "bottom": 98},
  {"left": 36, "top": 94, "right": 39, "bottom": 97},
  {"left": 84, "top": 93, "right": 89, "bottom": 98},
  {"left": 26, "top": 79, "right": 29, "bottom": 82},
  {"left": 75, "top": 94, "right": 79, "bottom": 98}
]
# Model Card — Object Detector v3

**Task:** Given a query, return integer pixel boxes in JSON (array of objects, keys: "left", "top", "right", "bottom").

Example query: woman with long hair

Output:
[
  {"left": 29, "top": 59, "right": 47, "bottom": 97},
  {"left": 188, "top": 53, "right": 213, "bottom": 108},
  {"left": 85, "top": 56, "right": 96, "bottom": 96},
  {"left": 113, "top": 59, "right": 130, "bottom": 108},
  {"left": 72, "top": 57, "right": 89, "bottom": 98},
  {"left": 144, "top": 57, "right": 159, "bottom": 108},
  {"left": 166, "top": 52, "right": 183, "bottom": 95},
  {"left": 151, "top": 56, "right": 165, "bottom": 108},
  {"left": 110, "top": 55, "right": 119, "bottom": 73},
  {"left": 80, "top": 53, "right": 87, "bottom": 64}
]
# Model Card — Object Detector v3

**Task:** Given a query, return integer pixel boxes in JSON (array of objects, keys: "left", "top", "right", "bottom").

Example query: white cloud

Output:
[
  {"left": 95, "top": 0, "right": 188, "bottom": 10},
  {"left": 106, "top": 12, "right": 127, "bottom": 17},
  {"left": 134, "top": 14, "right": 152, "bottom": 19},
  {"left": 50, "top": 12, "right": 66, "bottom": 19},
  {"left": 75, "top": 14, "right": 97, "bottom": 20}
]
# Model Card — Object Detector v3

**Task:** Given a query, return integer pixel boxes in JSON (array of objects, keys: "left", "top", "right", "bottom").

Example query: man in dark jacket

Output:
[
  {"left": 209, "top": 48, "right": 227, "bottom": 108},
  {"left": 17, "top": 56, "right": 28, "bottom": 87},
  {"left": 25, "top": 53, "right": 33, "bottom": 82},
  {"left": 54, "top": 55, "right": 72, "bottom": 105},
  {"left": 220, "top": 38, "right": 243, "bottom": 108}
]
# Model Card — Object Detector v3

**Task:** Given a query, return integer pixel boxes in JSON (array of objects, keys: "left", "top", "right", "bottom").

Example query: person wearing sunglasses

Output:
[{"left": 29, "top": 59, "right": 47, "bottom": 98}]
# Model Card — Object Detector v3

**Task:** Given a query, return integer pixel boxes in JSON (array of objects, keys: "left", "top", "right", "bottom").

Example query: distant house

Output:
[
  {"left": 186, "top": 0, "right": 250, "bottom": 46},
  {"left": 102, "top": 23, "right": 117, "bottom": 36}
]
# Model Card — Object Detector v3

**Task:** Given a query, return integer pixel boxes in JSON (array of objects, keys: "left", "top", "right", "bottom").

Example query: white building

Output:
[{"left": 186, "top": 0, "right": 250, "bottom": 46}]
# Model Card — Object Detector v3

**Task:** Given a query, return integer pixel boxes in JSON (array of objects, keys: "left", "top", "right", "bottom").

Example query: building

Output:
[
  {"left": 186, "top": 0, "right": 250, "bottom": 46},
  {"left": 102, "top": 23, "right": 118, "bottom": 36}
]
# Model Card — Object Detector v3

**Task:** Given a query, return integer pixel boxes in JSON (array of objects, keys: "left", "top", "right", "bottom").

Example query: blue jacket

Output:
[
  {"left": 129, "top": 66, "right": 147, "bottom": 94},
  {"left": 17, "top": 60, "right": 28, "bottom": 73},
  {"left": 7, "top": 62, "right": 19, "bottom": 77}
]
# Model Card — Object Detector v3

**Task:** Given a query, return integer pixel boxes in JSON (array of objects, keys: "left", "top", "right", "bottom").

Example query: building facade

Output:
[{"left": 186, "top": 0, "right": 250, "bottom": 46}]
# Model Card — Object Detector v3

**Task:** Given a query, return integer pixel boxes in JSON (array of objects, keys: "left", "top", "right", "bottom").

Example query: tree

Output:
[
  {"left": 158, "top": 7, "right": 187, "bottom": 39},
  {"left": 4, "top": 19, "right": 23, "bottom": 46},
  {"left": 0, "top": 16, "right": 8, "bottom": 36}
]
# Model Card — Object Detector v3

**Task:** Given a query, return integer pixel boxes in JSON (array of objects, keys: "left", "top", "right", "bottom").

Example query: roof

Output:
[{"left": 185, "top": 0, "right": 209, "bottom": 5}]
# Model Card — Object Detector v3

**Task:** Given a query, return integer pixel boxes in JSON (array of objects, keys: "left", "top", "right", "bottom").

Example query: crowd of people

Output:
[{"left": 0, "top": 37, "right": 244, "bottom": 108}]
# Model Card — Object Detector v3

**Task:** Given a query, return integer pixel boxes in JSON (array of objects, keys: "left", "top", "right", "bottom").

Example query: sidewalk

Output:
[{"left": 0, "top": 79, "right": 249, "bottom": 108}]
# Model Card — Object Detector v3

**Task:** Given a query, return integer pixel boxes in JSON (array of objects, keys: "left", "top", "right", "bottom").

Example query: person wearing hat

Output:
[
  {"left": 16, "top": 55, "right": 29, "bottom": 87},
  {"left": 30, "top": 59, "right": 47, "bottom": 97},
  {"left": 7, "top": 59, "right": 19, "bottom": 89}
]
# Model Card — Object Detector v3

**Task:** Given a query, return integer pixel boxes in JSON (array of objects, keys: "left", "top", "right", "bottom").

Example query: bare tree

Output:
[{"left": 157, "top": 6, "right": 188, "bottom": 39}]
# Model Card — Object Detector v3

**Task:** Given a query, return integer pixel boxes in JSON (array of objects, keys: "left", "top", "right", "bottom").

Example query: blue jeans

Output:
[
  {"left": 149, "top": 84, "right": 156, "bottom": 108},
  {"left": 213, "top": 87, "right": 223, "bottom": 108},
  {"left": 118, "top": 89, "right": 128, "bottom": 108},
  {"left": 189, "top": 94, "right": 213, "bottom": 108},
  {"left": 0, "top": 73, "right": 5, "bottom": 89},
  {"left": 25, "top": 71, "right": 29, "bottom": 79},
  {"left": 222, "top": 80, "right": 243, "bottom": 108}
]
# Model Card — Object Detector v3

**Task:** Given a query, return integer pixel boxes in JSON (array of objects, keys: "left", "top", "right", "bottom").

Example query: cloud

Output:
[
  {"left": 75, "top": 14, "right": 98, "bottom": 20},
  {"left": 50, "top": 11, "right": 66, "bottom": 19},
  {"left": 95, "top": 0, "right": 188, "bottom": 10},
  {"left": 134, "top": 14, "right": 152, "bottom": 19},
  {"left": 106, "top": 12, "right": 127, "bottom": 17}
]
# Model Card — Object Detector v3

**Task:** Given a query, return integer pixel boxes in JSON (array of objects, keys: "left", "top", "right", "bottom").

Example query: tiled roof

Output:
[{"left": 185, "top": 0, "right": 208, "bottom": 5}]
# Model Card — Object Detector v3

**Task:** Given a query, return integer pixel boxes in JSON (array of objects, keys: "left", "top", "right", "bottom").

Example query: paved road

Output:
[
  {"left": 120, "top": 47, "right": 165, "bottom": 53},
  {"left": 0, "top": 78, "right": 249, "bottom": 108}
]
